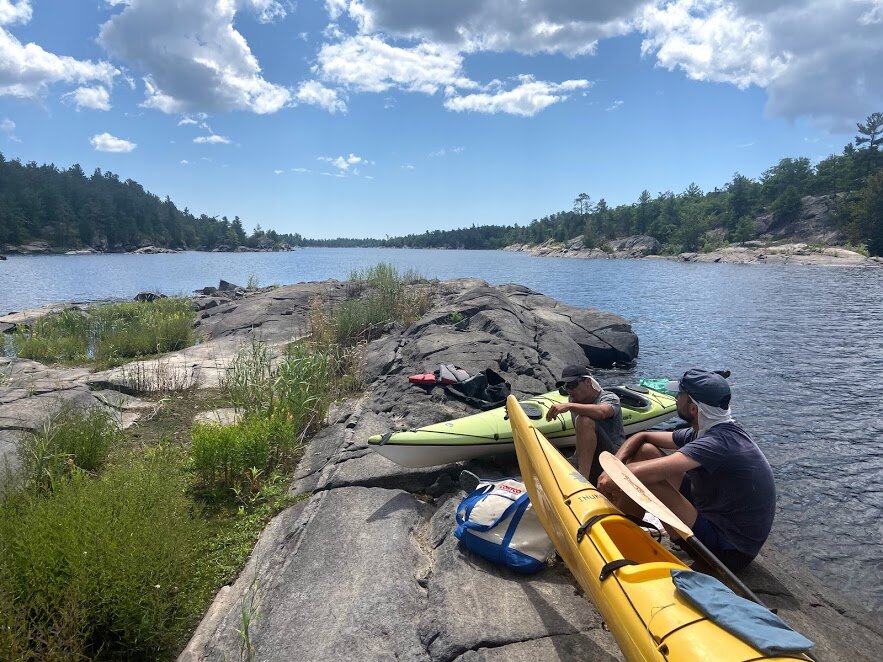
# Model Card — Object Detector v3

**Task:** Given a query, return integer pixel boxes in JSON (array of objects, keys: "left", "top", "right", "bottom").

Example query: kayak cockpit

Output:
[{"left": 607, "top": 386, "right": 655, "bottom": 411}]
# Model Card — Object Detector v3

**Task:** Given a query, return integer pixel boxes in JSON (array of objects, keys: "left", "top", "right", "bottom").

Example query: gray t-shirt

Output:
[
  {"left": 572, "top": 389, "right": 625, "bottom": 483},
  {"left": 673, "top": 423, "right": 776, "bottom": 557},
  {"left": 592, "top": 389, "right": 625, "bottom": 455}
]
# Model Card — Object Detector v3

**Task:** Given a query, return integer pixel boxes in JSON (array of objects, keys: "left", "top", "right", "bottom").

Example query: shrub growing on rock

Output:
[
  {"left": 18, "top": 404, "right": 121, "bottom": 494},
  {"left": 0, "top": 453, "right": 202, "bottom": 660}
]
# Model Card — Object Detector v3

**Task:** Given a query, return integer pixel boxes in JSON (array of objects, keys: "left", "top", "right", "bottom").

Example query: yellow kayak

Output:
[{"left": 505, "top": 395, "right": 811, "bottom": 662}]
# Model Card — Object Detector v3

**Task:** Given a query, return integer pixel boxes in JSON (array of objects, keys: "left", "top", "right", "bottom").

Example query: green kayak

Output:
[{"left": 367, "top": 384, "right": 677, "bottom": 468}]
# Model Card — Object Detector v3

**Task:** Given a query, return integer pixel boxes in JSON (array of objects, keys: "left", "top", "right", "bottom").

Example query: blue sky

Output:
[{"left": 1, "top": 1, "right": 881, "bottom": 240}]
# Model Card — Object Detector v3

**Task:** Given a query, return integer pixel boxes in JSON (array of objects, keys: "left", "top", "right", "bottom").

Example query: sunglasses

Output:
[{"left": 558, "top": 379, "right": 584, "bottom": 396}]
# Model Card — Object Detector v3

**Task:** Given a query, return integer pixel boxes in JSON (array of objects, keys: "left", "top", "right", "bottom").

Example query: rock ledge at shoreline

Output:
[{"left": 505, "top": 237, "right": 883, "bottom": 267}]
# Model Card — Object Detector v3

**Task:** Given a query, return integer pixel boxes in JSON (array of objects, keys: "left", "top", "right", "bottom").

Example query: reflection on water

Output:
[{"left": 2, "top": 249, "right": 882, "bottom": 611}]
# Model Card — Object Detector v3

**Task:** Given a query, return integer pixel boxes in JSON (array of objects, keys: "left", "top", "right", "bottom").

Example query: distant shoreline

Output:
[{"left": 503, "top": 241, "right": 883, "bottom": 267}]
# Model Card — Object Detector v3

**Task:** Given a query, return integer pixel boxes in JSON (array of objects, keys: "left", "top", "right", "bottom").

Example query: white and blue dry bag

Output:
[{"left": 454, "top": 478, "right": 554, "bottom": 574}]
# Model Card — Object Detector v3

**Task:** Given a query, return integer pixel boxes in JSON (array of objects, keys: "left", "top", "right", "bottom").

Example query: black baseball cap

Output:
[
  {"left": 555, "top": 365, "right": 592, "bottom": 388},
  {"left": 665, "top": 369, "right": 731, "bottom": 409}
]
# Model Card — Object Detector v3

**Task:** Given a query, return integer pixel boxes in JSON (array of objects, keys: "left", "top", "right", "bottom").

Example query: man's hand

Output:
[
  {"left": 596, "top": 471, "right": 614, "bottom": 497},
  {"left": 545, "top": 402, "right": 570, "bottom": 421}
]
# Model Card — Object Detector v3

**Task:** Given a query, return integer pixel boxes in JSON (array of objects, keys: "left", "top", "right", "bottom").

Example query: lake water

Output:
[{"left": 2, "top": 248, "right": 882, "bottom": 612}]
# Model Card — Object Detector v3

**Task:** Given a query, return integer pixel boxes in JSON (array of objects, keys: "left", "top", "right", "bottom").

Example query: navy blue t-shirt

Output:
[{"left": 673, "top": 423, "right": 776, "bottom": 557}]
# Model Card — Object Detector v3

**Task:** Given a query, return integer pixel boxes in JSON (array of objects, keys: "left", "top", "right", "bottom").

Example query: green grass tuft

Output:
[
  {"left": 18, "top": 404, "right": 121, "bottom": 495},
  {"left": 315, "top": 262, "right": 434, "bottom": 346},
  {"left": 12, "top": 297, "right": 196, "bottom": 368}
]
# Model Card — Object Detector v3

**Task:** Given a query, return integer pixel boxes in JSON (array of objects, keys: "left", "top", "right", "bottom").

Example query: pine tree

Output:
[{"left": 855, "top": 111, "right": 883, "bottom": 176}]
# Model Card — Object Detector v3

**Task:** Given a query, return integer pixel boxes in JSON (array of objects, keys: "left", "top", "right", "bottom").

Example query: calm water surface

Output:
[{"left": 2, "top": 249, "right": 882, "bottom": 611}]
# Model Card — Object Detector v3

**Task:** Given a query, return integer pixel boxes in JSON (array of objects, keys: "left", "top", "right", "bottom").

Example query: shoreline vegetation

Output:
[
  {"left": 3, "top": 112, "right": 883, "bottom": 260},
  {"left": 0, "top": 264, "right": 433, "bottom": 660}
]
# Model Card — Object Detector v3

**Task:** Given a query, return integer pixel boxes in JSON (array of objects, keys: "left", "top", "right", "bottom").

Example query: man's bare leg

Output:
[{"left": 574, "top": 414, "right": 598, "bottom": 481}]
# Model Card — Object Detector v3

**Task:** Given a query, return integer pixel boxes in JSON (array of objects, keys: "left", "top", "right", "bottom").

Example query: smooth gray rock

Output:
[
  {"left": 418, "top": 501, "right": 608, "bottom": 662},
  {"left": 180, "top": 487, "right": 434, "bottom": 662},
  {"left": 218, "top": 279, "right": 243, "bottom": 291},
  {"left": 606, "top": 235, "right": 661, "bottom": 257},
  {"left": 757, "top": 194, "right": 842, "bottom": 244},
  {"left": 456, "top": 633, "right": 621, "bottom": 661},
  {"left": 0, "top": 357, "right": 150, "bottom": 473}
]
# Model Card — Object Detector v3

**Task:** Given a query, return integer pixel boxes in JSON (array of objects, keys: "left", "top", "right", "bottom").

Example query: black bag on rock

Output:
[{"left": 443, "top": 368, "right": 511, "bottom": 409}]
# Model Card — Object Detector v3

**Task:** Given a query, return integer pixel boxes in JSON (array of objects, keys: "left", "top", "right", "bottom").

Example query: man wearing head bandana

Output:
[
  {"left": 597, "top": 369, "right": 776, "bottom": 571},
  {"left": 546, "top": 365, "right": 625, "bottom": 484}
]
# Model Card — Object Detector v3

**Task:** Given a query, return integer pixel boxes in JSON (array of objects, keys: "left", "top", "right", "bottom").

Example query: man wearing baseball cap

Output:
[
  {"left": 597, "top": 369, "right": 776, "bottom": 571},
  {"left": 545, "top": 365, "right": 625, "bottom": 484}
]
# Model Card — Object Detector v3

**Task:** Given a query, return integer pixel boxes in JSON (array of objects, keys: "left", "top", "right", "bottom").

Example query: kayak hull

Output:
[
  {"left": 505, "top": 395, "right": 809, "bottom": 662},
  {"left": 368, "top": 386, "right": 676, "bottom": 468}
]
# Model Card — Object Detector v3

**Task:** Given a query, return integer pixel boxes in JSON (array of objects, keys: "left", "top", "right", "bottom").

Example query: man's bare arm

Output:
[
  {"left": 545, "top": 402, "right": 614, "bottom": 422},
  {"left": 615, "top": 430, "right": 678, "bottom": 463},
  {"left": 627, "top": 451, "right": 699, "bottom": 485}
]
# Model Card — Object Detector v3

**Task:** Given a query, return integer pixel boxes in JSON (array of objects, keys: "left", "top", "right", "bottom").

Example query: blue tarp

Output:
[{"left": 671, "top": 569, "right": 814, "bottom": 656}]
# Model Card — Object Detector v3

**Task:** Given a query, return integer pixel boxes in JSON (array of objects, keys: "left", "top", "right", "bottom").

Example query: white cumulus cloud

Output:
[
  {"left": 639, "top": 0, "right": 790, "bottom": 90},
  {"left": 638, "top": 0, "right": 883, "bottom": 128},
  {"left": 0, "top": 0, "right": 32, "bottom": 25},
  {"left": 318, "top": 152, "right": 369, "bottom": 175},
  {"left": 0, "top": 1, "right": 117, "bottom": 99},
  {"left": 316, "top": 35, "right": 475, "bottom": 94},
  {"left": 63, "top": 86, "right": 112, "bottom": 111},
  {"left": 193, "top": 134, "right": 231, "bottom": 144},
  {"left": 247, "top": 0, "right": 288, "bottom": 24},
  {"left": 1, "top": 116, "right": 18, "bottom": 140},
  {"left": 339, "top": 0, "right": 642, "bottom": 55},
  {"left": 445, "top": 76, "right": 590, "bottom": 117},
  {"left": 323, "top": 1, "right": 883, "bottom": 128},
  {"left": 99, "top": 0, "right": 291, "bottom": 114},
  {"left": 90, "top": 132, "right": 136, "bottom": 152},
  {"left": 295, "top": 80, "right": 347, "bottom": 113}
]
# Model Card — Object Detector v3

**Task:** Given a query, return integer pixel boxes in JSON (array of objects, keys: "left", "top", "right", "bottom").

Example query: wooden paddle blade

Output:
[{"left": 598, "top": 451, "right": 693, "bottom": 539}]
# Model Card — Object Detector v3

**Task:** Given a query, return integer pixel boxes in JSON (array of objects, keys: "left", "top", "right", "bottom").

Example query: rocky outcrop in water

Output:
[
  {"left": 2, "top": 241, "right": 52, "bottom": 255},
  {"left": 130, "top": 246, "right": 180, "bottom": 254},
  {"left": 672, "top": 242, "right": 883, "bottom": 266},
  {"left": 178, "top": 281, "right": 883, "bottom": 662},
  {"left": 503, "top": 235, "right": 661, "bottom": 260}
]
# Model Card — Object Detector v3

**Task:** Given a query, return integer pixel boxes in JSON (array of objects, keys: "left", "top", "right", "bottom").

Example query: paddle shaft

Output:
[{"left": 683, "top": 535, "right": 768, "bottom": 609}]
